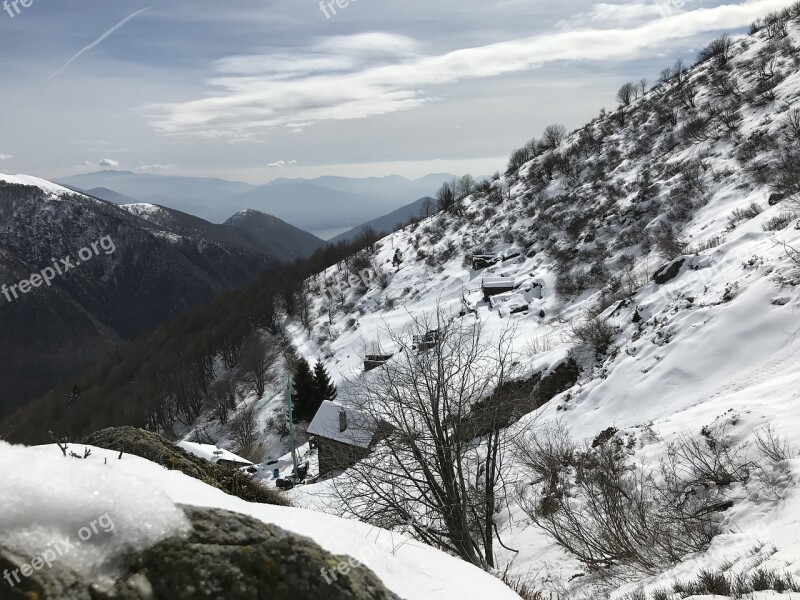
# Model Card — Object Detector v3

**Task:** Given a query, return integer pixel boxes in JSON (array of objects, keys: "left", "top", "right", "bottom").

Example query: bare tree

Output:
[
  {"left": 230, "top": 405, "right": 263, "bottom": 461},
  {"left": 436, "top": 180, "right": 458, "bottom": 213},
  {"left": 355, "top": 226, "right": 380, "bottom": 253},
  {"left": 210, "top": 376, "right": 237, "bottom": 424},
  {"left": 296, "top": 282, "right": 313, "bottom": 331},
  {"left": 617, "top": 82, "right": 637, "bottom": 107},
  {"left": 421, "top": 197, "right": 435, "bottom": 219},
  {"left": 542, "top": 124, "right": 567, "bottom": 150},
  {"left": 456, "top": 174, "right": 475, "bottom": 199},
  {"left": 237, "top": 334, "right": 278, "bottom": 398},
  {"left": 332, "top": 312, "right": 520, "bottom": 569}
]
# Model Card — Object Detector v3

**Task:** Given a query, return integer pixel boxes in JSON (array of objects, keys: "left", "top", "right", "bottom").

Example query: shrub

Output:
[
  {"left": 517, "top": 423, "right": 766, "bottom": 577},
  {"left": 726, "top": 202, "right": 763, "bottom": 230},
  {"left": 783, "top": 108, "right": 800, "bottom": 144},
  {"left": 762, "top": 213, "right": 795, "bottom": 231},
  {"left": 671, "top": 567, "right": 800, "bottom": 598},
  {"left": 499, "top": 571, "right": 543, "bottom": 600},
  {"left": 772, "top": 151, "right": 800, "bottom": 199},
  {"left": 570, "top": 316, "right": 616, "bottom": 356}
]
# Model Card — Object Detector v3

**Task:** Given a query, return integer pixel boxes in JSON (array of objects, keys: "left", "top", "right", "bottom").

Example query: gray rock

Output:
[
  {"left": 0, "top": 506, "right": 402, "bottom": 600},
  {"left": 652, "top": 257, "right": 686, "bottom": 285},
  {"left": 0, "top": 546, "right": 91, "bottom": 600}
]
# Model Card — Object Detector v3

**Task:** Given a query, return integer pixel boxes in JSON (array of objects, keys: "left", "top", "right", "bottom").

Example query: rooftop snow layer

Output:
[
  {"left": 177, "top": 441, "right": 254, "bottom": 465},
  {"left": 307, "top": 400, "right": 376, "bottom": 449}
]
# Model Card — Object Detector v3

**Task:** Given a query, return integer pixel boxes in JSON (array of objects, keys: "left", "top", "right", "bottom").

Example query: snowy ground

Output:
[
  {"left": 0, "top": 441, "right": 521, "bottom": 600},
  {"left": 278, "top": 18, "right": 800, "bottom": 597}
]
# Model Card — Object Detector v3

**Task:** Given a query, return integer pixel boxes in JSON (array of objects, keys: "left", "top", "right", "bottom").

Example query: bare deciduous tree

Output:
[
  {"left": 230, "top": 405, "right": 263, "bottom": 461},
  {"left": 436, "top": 180, "right": 458, "bottom": 213},
  {"left": 332, "top": 312, "right": 521, "bottom": 569},
  {"left": 211, "top": 376, "right": 237, "bottom": 424},
  {"left": 457, "top": 174, "right": 475, "bottom": 199},
  {"left": 617, "top": 82, "right": 637, "bottom": 107},
  {"left": 237, "top": 334, "right": 278, "bottom": 398},
  {"left": 542, "top": 124, "right": 567, "bottom": 150}
]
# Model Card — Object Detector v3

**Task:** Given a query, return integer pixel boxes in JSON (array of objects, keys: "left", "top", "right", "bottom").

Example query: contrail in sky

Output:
[{"left": 48, "top": 7, "right": 150, "bottom": 80}]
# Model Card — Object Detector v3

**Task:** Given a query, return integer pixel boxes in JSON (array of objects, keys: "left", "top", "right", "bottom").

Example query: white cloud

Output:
[
  {"left": 146, "top": 0, "right": 787, "bottom": 140},
  {"left": 98, "top": 158, "right": 120, "bottom": 167},
  {"left": 137, "top": 163, "right": 177, "bottom": 173},
  {"left": 0, "top": 154, "right": 13, "bottom": 161},
  {"left": 267, "top": 160, "right": 298, "bottom": 168}
]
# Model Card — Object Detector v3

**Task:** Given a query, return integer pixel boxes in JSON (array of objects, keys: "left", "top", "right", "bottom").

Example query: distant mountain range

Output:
[
  {"left": 0, "top": 174, "right": 323, "bottom": 416},
  {"left": 329, "top": 196, "right": 436, "bottom": 244},
  {"left": 57, "top": 171, "right": 457, "bottom": 233},
  {"left": 120, "top": 204, "right": 325, "bottom": 262}
]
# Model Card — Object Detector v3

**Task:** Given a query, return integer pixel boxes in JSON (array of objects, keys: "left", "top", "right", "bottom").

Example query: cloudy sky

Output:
[{"left": 0, "top": 0, "right": 790, "bottom": 183}]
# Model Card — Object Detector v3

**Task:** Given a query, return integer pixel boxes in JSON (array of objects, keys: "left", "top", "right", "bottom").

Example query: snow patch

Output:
[{"left": 0, "top": 442, "right": 190, "bottom": 580}]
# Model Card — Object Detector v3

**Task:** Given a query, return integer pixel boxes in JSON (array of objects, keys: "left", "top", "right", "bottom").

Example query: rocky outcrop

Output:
[
  {"left": 652, "top": 257, "right": 686, "bottom": 285},
  {"left": 0, "top": 506, "right": 401, "bottom": 600},
  {"left": 83, "top": 427, "right": 290, "bottom": 506}
]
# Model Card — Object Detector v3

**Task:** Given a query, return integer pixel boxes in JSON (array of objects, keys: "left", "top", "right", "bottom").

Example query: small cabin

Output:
[
  {"left": 308, "top": 401, "right": 380, "bottom": 477},
  {"left": 412, "top": 329, "right": 440, "bottom": 352},
  {"left": 364, "top": 354, "right": 393, "bottom": 372},
  {"left": 472, "top": 254, "right": 498, "bottom": 270},
  {"left": 481, "top": 277, "right": 516, "bottom": 301}
]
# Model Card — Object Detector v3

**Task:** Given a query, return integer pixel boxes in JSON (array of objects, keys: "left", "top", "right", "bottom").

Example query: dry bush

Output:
[
  {"left": 762, "top": 213, "right": 795, "bottom": 231},
  {"left": 772, "top": 151, "right": 800, "bottom": 199},
  {"left": 517, "top": 426, "right": 756, "bottom": 576},
  {"left": 726, "top": 202, "right": 763, "bottom": 230},
  {"left": 570, "top": 316, "right": 616, "bottom": 355},
  {"left": 499, "top": 570, "right": 544, "bottom": 600},
  {"left": 783, "top": 108, "right": 800, "bottom": 144},
  {"left": 754, "top": 424, "right": 797, "bottom": 463},
  {"left": 670, "top": 567, "right": 800, "bottom": 598}
]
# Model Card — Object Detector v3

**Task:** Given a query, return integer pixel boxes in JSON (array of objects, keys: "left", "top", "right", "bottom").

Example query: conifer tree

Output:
[
  {"left": 313, "top": 359, "right": 337, "bottom": 404},
  {"left": 292, "top": 358, "right": 316, "bottom": 422}
]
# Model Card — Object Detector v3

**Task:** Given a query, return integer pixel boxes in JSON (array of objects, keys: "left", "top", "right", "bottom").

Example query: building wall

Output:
[{"left": 318, "top": 436, "right": 370, "bottom": 476}]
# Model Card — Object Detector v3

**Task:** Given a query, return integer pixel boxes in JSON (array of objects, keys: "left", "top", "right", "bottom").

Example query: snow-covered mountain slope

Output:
[
  {"left": 119, "top": 203, "right": 326, "bottom": 261},
  {"left": 0, "top": 176, "right": 280, "bottom": 415},
  {"left": 0, "top": 441, "right": 521, "bottom": 600},
  {"left": 280, "top": 11, "right": 800, "bottom": 597}
]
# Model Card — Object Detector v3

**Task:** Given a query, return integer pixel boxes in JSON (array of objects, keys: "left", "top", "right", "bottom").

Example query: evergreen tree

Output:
[
  {"left": 292, "top": 358, "right": 316, "bottom": 422},
  {"left": 313, "top": 359, "right": 337, "bottom": 404}
]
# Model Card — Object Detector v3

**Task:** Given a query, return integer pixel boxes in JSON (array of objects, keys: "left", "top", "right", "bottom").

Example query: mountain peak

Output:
[{"left": 0, "top": 173, "right": 83, "bottom": 198}]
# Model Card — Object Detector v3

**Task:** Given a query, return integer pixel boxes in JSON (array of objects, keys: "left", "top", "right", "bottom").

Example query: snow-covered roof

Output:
[
  {"left": 482, "top": 277, "right": 516, "bottom": 288},
  {"left": 307, "top": 400, "right": 377, "bottom": 449},
  {"left": 176, "top": 441, "right": 253, "bottom": 466}
]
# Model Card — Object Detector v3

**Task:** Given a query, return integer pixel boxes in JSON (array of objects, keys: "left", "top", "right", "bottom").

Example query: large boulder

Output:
[
  {"left": 652, "top": 257, "right": 686, "bottom": 285},
  {"left": 0, "top": 506, "right": 402, "bottom": 600},
  {"left": 83, "top": 427, "right": 289, "bottom": 506}
]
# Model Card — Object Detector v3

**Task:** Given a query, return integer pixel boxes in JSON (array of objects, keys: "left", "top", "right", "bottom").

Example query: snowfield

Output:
[{"left": 277, "top": 13, "right": 800, "bottom": 598}]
